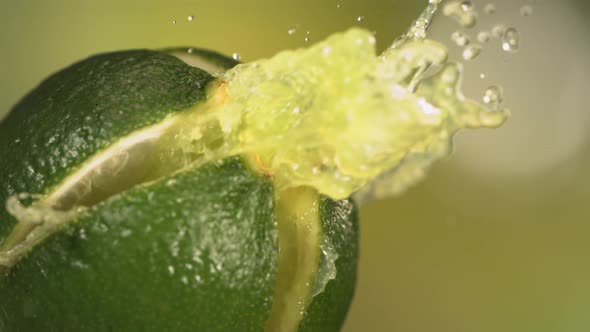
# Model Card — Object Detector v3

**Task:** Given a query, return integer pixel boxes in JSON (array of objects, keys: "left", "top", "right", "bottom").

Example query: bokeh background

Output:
[{"left": 1, "top": 0, "right": 589, "bottom": 331}]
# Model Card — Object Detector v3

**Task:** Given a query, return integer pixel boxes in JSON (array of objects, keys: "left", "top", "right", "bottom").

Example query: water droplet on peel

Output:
[
  {"left": 520, "top": 5, "right": 533, "bottom": 17},
  {"left": 483, "top": 85, "right": 504, "bottom": 109},
  {"left": 484, "top": 3, "right": 496, "bottom": 14},
  {"left": 232, "top": 53, "right": 241, "bottom": 61},
  {"left": 502, "top": 27, "right": 520, "bottom": 52},
  {"left": 357, "top": 16, "right": 365, "bottom": 22},
  {"left": 187, "top": 15, "right": 194, "bottom": 22},
  {"left": 168, "top": 265, "right": 175, "bottom": 275},
  {"left": 288, "top": 28, "right": 297, "bottom": 35},
  {"left": 451, "top": 31, "right": 470, "bottom": 46},
  {"left": 477, "top": 31, "right": 491, "bottom": 43},
  {"left": 492, "top": 24, "right": 507, "bottom": 38},
  {"left": 462, "top": 44, "right": 482, "bottom": 60}
]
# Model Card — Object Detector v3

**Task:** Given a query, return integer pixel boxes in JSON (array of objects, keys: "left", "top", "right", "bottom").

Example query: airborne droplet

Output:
[
  {"left": 482, "top": 85, "right": 504, "bottom": 109},
  {"left": 484, "top": 3, "right": 496, "bottom": 15},
  {"left": 502, "top": 27, "right": 520, "bottom": 52},
  {"left": 462, "top": 44, "right": 482, "bottom": 60},
  {"left": 520, "top": 5, "right": 533, "bottom": 17},
  {"left": 451, "top": 31, "right": 470, "bottom": 46},
  {"left": 232, "top": 53, "right": 241, "bottom": 61},
  {"left": 357, "top": 16, "right": 365, "bottom": 22},
  {"left": 460, "top": 1, "right": 472, "bottom": 11},
  {"left": 492, "top": 24, "right": 507, "bottom": 38},
  {"left": 443, "top": 1, "right": 477, "bottom": 28},
  {"left": 477, "top": 31, "right": 491, "bottom": 43},
  {"left": 187, "top": 15, "right": 195, "bottom": 22}
]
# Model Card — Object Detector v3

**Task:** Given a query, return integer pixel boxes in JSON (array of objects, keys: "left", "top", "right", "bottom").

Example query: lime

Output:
[{"left": 0, "top": 48, "right": 358, "bottom": 331}]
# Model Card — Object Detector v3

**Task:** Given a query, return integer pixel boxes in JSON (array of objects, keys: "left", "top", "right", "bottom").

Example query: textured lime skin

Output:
[
  {"left": 0, "top": 158, "right": 279, "bottom": 331},
  {"left": 0, "top": 158, "right": 358, "bottom": 331},
  {"left": 0, "top": 50, "right": 213, "bottom": 235}
]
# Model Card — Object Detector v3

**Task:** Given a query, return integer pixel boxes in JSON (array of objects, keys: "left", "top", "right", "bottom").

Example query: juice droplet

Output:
[
  {"left": 520, "top": 5, "right": 533, "bottom": 17},
  {"left": 484, "top": 3, "right": 496, "bottom": 14},
  {"left": 479, "top": 73, "right": 486, "bottom": 79},
  {"left": 460, "top": 1, "right": 472, "bottom": 11},
  {"left": 502, "top": 27, "right": 520, "bottom": 52},
  {"left": 451, "top": 31, "right": 470, "bottom": 46},
  {"left": 477, "top": 31, "right": 491, "bottom": 43},
  {"left": 357, "top": 16, "right": 365, "bottom": 22},
  {"left": 288, "top": 28, "right": 297, "bottom": 35},
  {"left": 462, "top": 44, "right": 482, "bottom": 60},
  {"left": 187, "top": 15, "right": 194, "bottom": 22},
  {"left": 443, "top": 0, "right": 477, "bottom": 28},
  {"left": 232, "top": 53, "right": 241, "bottom": 61},
  {"left": 171, "top": 20, "right": 177, "bottom": 24},
  {"left": 492, "top": 24, "right": 507, "bottom": 38},
  {"left": 483, "top": 85, "right": 504, "bottom": 109}
]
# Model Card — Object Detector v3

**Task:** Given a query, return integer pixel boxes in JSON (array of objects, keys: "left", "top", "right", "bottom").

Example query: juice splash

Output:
[
  {"left": 1, "top": 1, "right": 510, "bottom": 271},
  {"left": 183, "top": 0, "right": 509, "bottom": 202}
]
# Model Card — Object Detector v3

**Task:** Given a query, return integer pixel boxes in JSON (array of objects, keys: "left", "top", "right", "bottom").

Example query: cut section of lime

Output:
[
  {"left": 0, "top": 47, "right": 358, "bottom": 331},
  {"left": 1, "top": 4, "right": 508, "bottom": 327}
]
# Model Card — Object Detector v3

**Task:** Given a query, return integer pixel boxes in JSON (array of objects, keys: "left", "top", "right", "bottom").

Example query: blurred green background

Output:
[{"left": 1, "top": 1, "right": 589, "bottom": 331}]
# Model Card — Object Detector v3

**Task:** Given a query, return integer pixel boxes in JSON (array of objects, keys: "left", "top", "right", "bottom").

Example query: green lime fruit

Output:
[{"left": 0, "top": 48, "right": 358, "bottom": 331}]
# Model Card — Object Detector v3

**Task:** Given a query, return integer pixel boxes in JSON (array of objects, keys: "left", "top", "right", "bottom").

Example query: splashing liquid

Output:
[
  {"left": 172, "top": 0, "right": 509, "bottom": 203},
  {"left": 0, "top": 0, "right": 511, "bottom": 276},
  {"left": 443, "top": 1, "right": 478, "bottom": 28}
]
